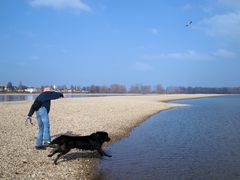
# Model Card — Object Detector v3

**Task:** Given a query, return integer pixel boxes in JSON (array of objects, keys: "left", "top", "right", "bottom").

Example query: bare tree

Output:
[
  {"left": 140, "top": 85, "right": 151, "bottom": 94},
  {"left": 89, "top": 85, "right": 101, "bottom": 93},
  {"left": 99, "top": 85, "right": 110, "bottom": 93},
  {"left": 6, "top": 82, "right": 14, "bottom": 91},
  {"left": 129, "top": 84, "right": 141, "bottom": 93},
  {"left": 110, "top": 84, "right": 127, "bottom": 93},
  {"left": 155, "top": 84, "right": 165, "bottom": 94},
  {"left": 18, "top": 81, "right": 23, "bottom": 91}
]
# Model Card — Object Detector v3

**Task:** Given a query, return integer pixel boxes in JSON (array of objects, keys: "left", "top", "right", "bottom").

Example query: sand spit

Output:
[{"left": 0, "top": 94, "right": 222, "bottom": 179}]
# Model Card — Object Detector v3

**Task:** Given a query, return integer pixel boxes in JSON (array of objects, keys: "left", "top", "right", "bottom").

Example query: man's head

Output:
[{"left": 43, "top": 87, "right": 51, "bottom": 92}]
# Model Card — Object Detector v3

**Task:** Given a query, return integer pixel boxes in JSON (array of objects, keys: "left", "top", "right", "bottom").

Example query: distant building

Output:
[
  {"left": 0, "top": 85, "right": 6, "bottom": 92},
  {"left": 25, "top": 87, "right": 38, "bottom": 93}
]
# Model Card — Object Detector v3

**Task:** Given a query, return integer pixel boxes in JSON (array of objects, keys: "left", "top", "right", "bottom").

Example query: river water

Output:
[
  {"left": 0, "top": 94, "right": 113, "bottom": 102},
  {"left": 95, "top": 95, "right": 240, "bottom": 180}
]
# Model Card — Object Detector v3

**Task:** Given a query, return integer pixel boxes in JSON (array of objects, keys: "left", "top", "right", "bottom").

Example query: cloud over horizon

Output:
[
  {"left": 218, "top": 0, "right": 240, "bottom": 9},
  {"left": 30, "top": 0, "right": 91, "bottom": 12},
  {"left": 198, "top": 0, "right": 240, "bottom": 40},
  {"left": 201, "top": 11, "right": 240, "bottom": 38},
  {"left": 131, "top": 62, "right": 153, "bottom": 72},
  {"left": 143, "top": 49, "right": 236, "bottom": 61}
]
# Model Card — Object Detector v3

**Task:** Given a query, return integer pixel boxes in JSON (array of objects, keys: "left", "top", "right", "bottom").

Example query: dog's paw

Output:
[{"left": 103, "top": 153, "right": 112, "bottom": 157}]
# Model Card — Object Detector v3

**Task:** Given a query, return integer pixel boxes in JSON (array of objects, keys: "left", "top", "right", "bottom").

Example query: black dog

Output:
[{"left": 48, "top": 131, "right": 112, "bottom": 164}]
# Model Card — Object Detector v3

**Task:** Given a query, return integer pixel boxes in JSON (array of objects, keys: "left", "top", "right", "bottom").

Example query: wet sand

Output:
[{"left": 0, "top": 94, "right": 221, "bottom": 179}]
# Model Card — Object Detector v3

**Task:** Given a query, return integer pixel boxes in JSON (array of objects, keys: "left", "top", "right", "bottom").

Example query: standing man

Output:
[{"left": 26, "top": 87, "right": 64, "bottom": 150}]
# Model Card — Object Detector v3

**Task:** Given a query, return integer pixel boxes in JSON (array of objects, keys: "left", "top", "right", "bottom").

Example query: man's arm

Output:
[
  {"left": 26, "top": 98, "right": 43, "bottom": 125},
  {"left": 27, "top": 98, "right": 43, "bottom": 117},
  {"left": 38, "top": 91, "right": 64, "bottom": 102},
  {"left": 26, "top": 103, "right": 35, "bottom": 125},
  {"left": 27, "top": 104, "right": 35, "bottom": 117},
  {"left": 49, "top": 92, "right": 64, "bottom": 100}
]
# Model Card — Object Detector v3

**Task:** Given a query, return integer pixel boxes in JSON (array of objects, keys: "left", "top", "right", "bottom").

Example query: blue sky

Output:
[{"left": 0, "top": 0, "right": 240, "bottom": 87}]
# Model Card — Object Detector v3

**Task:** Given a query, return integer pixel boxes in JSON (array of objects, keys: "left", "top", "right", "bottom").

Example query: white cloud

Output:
[
  {"left": 218, "top": 0, "right": 240, "bottom": 9},
  {"left": 150, "top": 28, "right": 159, "bottom": 35},
  {"left": 143, "top": 50, "right": 211, "bottom": 61},
  {"left": 131, "top": 62, "right": 153, "bottom": 71},
  {"left": 201, "top": 11, "right": 240, "bottom": 38},
  {"left": 198, "top": 0, "right": 240, "bottom": 40},
  {"left": 213, "top": 49, "right": 236, "bottom": 59},
  {"left": 183, "top": 4, "right": 192, "bottom": 10},
  {"left": 30, "top": 0, "right": 91, "bottom": 12},
  {"left": 143, "top": 49, "right": 236, "bottom": 61},
  {"left": 29, "top": 55, "right": 40, "bottom": 60}
]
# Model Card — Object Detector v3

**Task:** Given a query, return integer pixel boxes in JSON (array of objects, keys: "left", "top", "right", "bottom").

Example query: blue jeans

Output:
[{"left": 36, "top": 107, "right": 51, "bottom": 147}]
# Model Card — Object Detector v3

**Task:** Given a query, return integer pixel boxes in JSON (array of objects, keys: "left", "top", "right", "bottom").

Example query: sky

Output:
[{"left": 0, "top": 0, "right": 240, "bottom": 88}]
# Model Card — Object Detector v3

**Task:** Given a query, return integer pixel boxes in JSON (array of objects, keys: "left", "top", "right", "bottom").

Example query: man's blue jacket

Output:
[{"left": 27, "top": 91, "right": 63, "bottom": 117}]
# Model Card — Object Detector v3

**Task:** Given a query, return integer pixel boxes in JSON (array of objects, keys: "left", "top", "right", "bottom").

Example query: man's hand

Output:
[{"left": 25, "top": 116, "right": 33, "bottom": 125}]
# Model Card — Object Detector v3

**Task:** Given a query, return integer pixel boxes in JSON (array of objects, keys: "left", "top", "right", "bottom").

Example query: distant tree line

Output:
[
  {"left": 70, "top": 84, "right": 165, "bottom": 94},
  {"left": 166, "top": 86, "right": 240, "bottom": 94},
  {"left": 1, "top": 81, "right": 240, "bottom": 94}
]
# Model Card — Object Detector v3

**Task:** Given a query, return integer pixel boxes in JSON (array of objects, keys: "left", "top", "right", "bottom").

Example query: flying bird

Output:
[{"left": 186, "top": 21, "right": 192, "bottom": 27}]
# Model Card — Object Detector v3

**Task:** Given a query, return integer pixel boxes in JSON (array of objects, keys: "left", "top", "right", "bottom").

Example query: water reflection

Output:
[
  {"left": 0, "top": 95, "right": 37, "bottom": 102},
  {"left": 0, "top": 94, "right": 113, "bottom": 102}
]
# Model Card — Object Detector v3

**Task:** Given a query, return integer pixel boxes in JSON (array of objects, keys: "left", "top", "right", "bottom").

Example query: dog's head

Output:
[{"left": 93, "top": 131, "right": 111, "bottom": 143}]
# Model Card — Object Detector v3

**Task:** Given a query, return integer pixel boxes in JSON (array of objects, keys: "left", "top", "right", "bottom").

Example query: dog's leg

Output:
[
  {"left": 53, "top": 148, "right": 71, "bottom": 165},
  {"left": 48, "top": 149, "right": 58, "bottom": 157},
  {"left": 48, "top": 145, "right": 60, "bottom": 157},
  {"left": 102, "top": 150, "right": 112, "bottom": 157},
  {"left": 97, "top": 149, "right": 112, "bottom": 157},
  {"left": 54, "top": 153, "right": 63, "bottom": 165}
]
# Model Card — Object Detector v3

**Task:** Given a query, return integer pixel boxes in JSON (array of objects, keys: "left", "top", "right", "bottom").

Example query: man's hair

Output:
[{"left": 43, "top": 87, "right": 51, "bottom": 92}]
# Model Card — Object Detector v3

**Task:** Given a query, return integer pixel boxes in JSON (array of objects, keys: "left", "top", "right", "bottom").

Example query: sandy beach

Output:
[{"left": 0, "top": 94, "right": 221, "bottom": 179}]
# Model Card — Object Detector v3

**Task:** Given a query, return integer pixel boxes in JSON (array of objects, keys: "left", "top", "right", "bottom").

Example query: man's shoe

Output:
[{"left": 35, "top": 146, "right": 46, "bottom": 150}]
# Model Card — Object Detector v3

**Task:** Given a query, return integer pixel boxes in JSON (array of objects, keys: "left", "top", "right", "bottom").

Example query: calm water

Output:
[
  {"left": 0, "top": 95, "right": 38, "bottom": 102},
  {"left": 95, "top": 95, "right": 240, "bottom": 180},
  {"left": 0, "top": 94, "right": 115, "bottom": 102}
]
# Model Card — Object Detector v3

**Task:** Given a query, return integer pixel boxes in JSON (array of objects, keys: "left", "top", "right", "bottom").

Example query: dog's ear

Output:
[
  {"left": 96, "top": 131, "right": 107, "bottom": 136},
  {"left": 93, "top": 132, "right": 105, "bottom": 143}
]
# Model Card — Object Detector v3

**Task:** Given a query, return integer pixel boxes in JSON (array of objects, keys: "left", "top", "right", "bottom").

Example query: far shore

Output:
[
  {"left": 0, "top": 94, "right": 223, "bottom": 179},
  {"left": 0, "top": 93, "right": 167, "bottom": 98}
]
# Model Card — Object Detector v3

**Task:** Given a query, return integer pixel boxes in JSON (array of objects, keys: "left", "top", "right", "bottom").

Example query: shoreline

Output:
[{"left": 0, "top": 94, "right": 223, "bottom": 179}]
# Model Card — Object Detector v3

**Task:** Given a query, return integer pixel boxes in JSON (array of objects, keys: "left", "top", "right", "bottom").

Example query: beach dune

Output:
[{"left": 0, "top": 94, "right": 220, "bottom": 179}]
